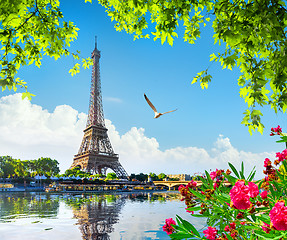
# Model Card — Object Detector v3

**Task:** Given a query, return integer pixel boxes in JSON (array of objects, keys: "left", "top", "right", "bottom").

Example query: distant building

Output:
[{"left": 167, "top": 174, "right": 191, "bottom": 181}]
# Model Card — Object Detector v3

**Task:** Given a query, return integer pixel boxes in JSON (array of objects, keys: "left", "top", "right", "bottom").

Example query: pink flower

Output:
[
  {"left": 230, "top": 180, "right": 249, "bottom": 196},
  {"left": 213, "top": 182, "right": 219, "bottom": 189},
  {"left": 276, "top": 149, "right": 287, "bottom": 163},
  {"left": 224, "top": 225, "right": 230, "bottom": 231},
  {"left": 229, "top": 222, "right": 236, "bottom": 229},
  {"left": 231, "top": 193, "right": 251, "bottom": 210},
  {"left": 203, "top": 226, "right": 217, "bottom": 240},
  {"left": 260, "top": 191, "right": 268, "bottom": 199},
  {"left": 162, "top": 218, "right": 176, "bottom": 235},
  {"left": 270, "top": 125, "right": 282, "bottom": 136},
  {"left": 248, "top": 182, "right": 259, "bottom": 198},
  {"left": 187, "top": 180, "right": 197, "bottom": 188},
  {"left": 264, "top": 158, "right": 271, "bottom": 167},
  {"left": 178, "top": 185, "right": 185, "bottom": 191},
  {"left": 210, "top": 169, "right": 218, "bottom": 180},
  {"left": 262, "top": 222, "right": 271, "bottom": 233},
  {"left": 223, "top": 222, "right": 236, "bottom": 232},
  {"left": 229, "top": 180, "right": 251, "bottom": 210},
  {"left": 269, "top": 200, "right": 287, "bottom": 230},
  {"left": 191, "top": 180, "right": 197, "bottom": 187},
  {"left": 230, "top": 232, "right": 237, "bottom": 238},
  {"left": 240, "top": 221, "right": 246, "bottom": 225}
]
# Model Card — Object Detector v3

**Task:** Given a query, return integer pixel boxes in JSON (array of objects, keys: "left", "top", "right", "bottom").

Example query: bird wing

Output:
[
  {"left": 162, "top": 109, "right": 177, "bottom": 115},
  {"left": 144, "top": 94, "right": 157, "bottom": 112}
]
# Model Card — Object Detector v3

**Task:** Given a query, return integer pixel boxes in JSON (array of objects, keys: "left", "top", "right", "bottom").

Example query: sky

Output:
[{"left": 1, "top": 0, "right": 287, "bottom": 178}]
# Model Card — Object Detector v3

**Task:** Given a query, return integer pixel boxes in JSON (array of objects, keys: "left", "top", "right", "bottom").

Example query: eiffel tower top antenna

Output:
[{"left": 95, "top": 35, "right": 97, "bottom": 49}]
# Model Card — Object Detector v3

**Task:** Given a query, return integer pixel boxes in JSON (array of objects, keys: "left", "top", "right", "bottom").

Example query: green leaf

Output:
[
  {"left": 247, "top": 167, "right": 256, "bottom": 181},
  {"left": 69, "top": 63, "right": 80, "bottom": 76},
  {"left": 257, "top": 214, "right": 270, "bottom": 223},
  {"left": 253, "top": 230, "right": 275, "bottom": 240},
  {"left": 226, "top": 233, "right": 234, "bottom": 240},
  {"left": 223, "top": 172, "right": 237, "bottom": 185},
  {"left": 269, "top": 183, "right": 276, "bottom": 198},
  {"left": 167, "top": 34, "right": 174, "bottom": 46},
  {"left": 228, "top": 162, "right": 240, "bottom": 179},
  {"left": 276, "top": 136, "right": 287, "bottom": 143},
  {"left": 169, "top": 233, "right": 194, "bottom": 239},
  {"left": 189, "top": 188, "right": 205, "bottom": 200},
  {"left": 239, "top": 161, "right": 245, "bottom": 179},
  {"left": 82, "top": 57, "right": 93, "bottom": 69},
  {"left": 272, "top": 180, "right": 281, "bottom": 193},
  {"left": 185, "top": 206, "right": 201, "bottom": 212},
  {"left": 176, "top": 215, "right": 200, "bottom": 237},
  {"left": 250, "top": 214, "right": 256, "bottom": 222},
  {"left": 21, "top": 92, "right": 35, "bottom": 101}
]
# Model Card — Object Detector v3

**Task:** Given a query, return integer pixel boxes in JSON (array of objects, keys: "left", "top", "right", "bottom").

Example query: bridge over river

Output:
[{"left": 152, "top": 180, "right": 232, "bottom": 190}]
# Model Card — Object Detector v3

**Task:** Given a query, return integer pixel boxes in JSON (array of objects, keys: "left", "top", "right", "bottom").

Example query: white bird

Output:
[{"left": 144, "top": 93, "right": 177, "bottom": 119}]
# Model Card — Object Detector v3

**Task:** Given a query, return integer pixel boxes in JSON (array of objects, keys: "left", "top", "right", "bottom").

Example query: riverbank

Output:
[
  {"left": 0, "top": 183, "right": 44, "bottom": 192},
  {"left": 45, "top": 182, "right": 166, "bottom": 193},
  {"left": 0, "top": 181, "right": 167, "bottom": 193}
]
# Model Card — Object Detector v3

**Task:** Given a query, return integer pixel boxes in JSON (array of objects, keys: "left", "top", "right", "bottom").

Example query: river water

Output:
[{"left": 0, "top": 191, "right": 206, "bottom": 240}]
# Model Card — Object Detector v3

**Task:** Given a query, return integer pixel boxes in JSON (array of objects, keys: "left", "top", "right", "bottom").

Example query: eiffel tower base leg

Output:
[{"left": 71, "top": 153, "right": 128, "bottom": 179}]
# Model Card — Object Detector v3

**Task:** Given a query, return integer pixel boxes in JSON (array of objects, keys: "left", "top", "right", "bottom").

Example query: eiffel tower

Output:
[{"left": 70, "top": 38, "right": 128, "bottom": 179}]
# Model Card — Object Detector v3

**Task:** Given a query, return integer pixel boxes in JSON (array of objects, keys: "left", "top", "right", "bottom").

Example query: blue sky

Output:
[{"left": 1, "top": 0, "right": 287, "bottom": 177}]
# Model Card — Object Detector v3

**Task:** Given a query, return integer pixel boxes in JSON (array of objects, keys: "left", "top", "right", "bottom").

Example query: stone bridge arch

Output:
[{"left": 152, "top": 181, "right": 204, "bottom": 190}]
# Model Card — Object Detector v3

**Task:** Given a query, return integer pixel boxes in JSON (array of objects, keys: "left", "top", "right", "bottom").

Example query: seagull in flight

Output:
[{"left": 144, "top": 93, "right": 177, "bottom": 119}]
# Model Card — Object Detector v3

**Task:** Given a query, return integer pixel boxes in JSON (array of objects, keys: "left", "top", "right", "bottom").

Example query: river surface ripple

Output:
[{"left": 0, "top": 191, "right": 206, "bottom": 240}]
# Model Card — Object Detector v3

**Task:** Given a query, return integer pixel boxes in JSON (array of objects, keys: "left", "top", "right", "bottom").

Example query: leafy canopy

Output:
[
  {"left": 97, "top": 0, "right": 287, "bottom": 134},
  {"left": 2, "top": 0, "right": 287, "bottom": 133},
  {"left": 0, "top": 156, "right": 60, "bottom": 178},
  {"left": 0, "top": 0, "right": 92, "bottom": 99}
]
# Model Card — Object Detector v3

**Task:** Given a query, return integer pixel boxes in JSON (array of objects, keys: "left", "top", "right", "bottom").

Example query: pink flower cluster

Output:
[
  {"left": 162, "top": 218, "right": 176, "bottom": 235},
  {"left": 210, "top": 169, "right": 224, "bottom": 180},
  {"left": 210, "top": 169, "right": 224, "bottom": 190},
  {"left": 270, "top": 125, "right": 282, "bottom": 136},
  {"left": 179, "top": 180, "right": 197, "bottom": 208},
  {"left": 229, "top": 180, "right": 259, "bottom": 210},
  {"left": 275, "top": 149, "right": 287, "bottom": 163},
  {"left": 203, "top": 226, "right": 217, "bottom": 240},
  {"left": 260, "top": 190, "right": 268, "bottom": 199},
  {"left": 188, "top": 180, "right": 197, "bottom": 188},
  {"left": 264, "top": 158, "right": 271, "bottom": 168},
  {"left": 263, "top": 158, "right": 276, "bottom": 184},
  {"left": 269, "top": 200, "right": 287, "bottom": 231},
  {"left": 224, "top": 222, "right": 236, "bottom": 232},
  {"left": 224, "top": 222, "right": 238, "bottom": 238}
]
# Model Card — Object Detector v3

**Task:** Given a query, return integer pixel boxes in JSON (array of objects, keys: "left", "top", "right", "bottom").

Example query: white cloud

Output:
[
  {"left": 0, "top": 94, "right": 275, "bottom": 179},
  {"left": 0, "top": 94, "right": 86, "bottom": 171},
  {"left": 104, "top": 97, "right": 123, "bottom": 103}
]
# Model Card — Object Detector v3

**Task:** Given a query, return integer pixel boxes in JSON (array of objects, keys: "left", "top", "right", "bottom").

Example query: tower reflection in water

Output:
[
  {"left": 66, "top": 192, "right": 181, "bottom": 240},
  {"left": 68, "top": 194, "right": 127, "bottom": 240}
]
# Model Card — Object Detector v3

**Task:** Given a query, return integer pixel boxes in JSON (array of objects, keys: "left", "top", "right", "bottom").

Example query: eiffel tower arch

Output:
[{"left": 70, "top": 38, "right": 128, "bottom": 179}]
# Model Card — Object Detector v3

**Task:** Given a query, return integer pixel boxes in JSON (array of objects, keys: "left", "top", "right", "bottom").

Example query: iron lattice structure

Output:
[
  {"left": 71, "top": 39, "right": 128, "bottom": 179},
  {"left": 73, "top": 195, "right": 127, "bottom": 240}
]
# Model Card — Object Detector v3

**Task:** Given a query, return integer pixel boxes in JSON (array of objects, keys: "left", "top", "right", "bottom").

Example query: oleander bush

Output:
[{"left": 163, "top": 126, "right": 287, "bottom": 239}]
